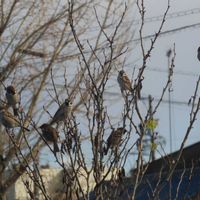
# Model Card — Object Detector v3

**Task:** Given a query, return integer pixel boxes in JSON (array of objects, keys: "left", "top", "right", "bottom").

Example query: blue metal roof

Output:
[
  {"left": 90, "top": 167, "right": 200, "bottom": 199},
  {"left": 134, "top": 168, "right": 200, "bottom": 200}
]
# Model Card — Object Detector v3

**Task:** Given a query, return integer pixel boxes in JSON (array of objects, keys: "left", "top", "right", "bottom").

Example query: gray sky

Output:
[
  {"left": 139, "top": 0, "right": 200, "bottom": 150},
  {"left": 41, "top": 0, "right": 200, "bottom": 172},
  {"left": 110, "top": 0, "right": 200, "bottom": 171}
]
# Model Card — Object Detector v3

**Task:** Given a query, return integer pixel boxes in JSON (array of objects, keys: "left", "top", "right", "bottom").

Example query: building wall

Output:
[{"left": 5, "top": 167, "right": 116, "bottom": 200}]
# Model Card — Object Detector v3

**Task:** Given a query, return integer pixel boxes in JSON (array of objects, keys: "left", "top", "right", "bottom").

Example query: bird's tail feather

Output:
[
  {"left": 13, "top": 108, "right": 19, "bottom": 116},
  {"left": 53, "top": 142, "right": 59, "bottom": 153}
]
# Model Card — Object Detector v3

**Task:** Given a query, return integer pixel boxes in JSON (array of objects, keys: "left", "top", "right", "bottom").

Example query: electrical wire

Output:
[
  {"left": 95, "top": 3, "right": 200, "bottom": 25},
  {"left": 127, "top": 64, "right": 199, "bottom": 78},
  {"left": 133, "top": 22, "right": 200, "bottom": 42}
]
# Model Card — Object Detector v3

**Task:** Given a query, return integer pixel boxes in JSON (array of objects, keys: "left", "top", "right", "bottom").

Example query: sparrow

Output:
[
  {"left": 117, "top": 70, "right": 134, "bottom": 94},
  {"left": 104, "top": 127, "right": 126, "bottom": 155},
  {"left": 50, "top": 99, "right": 72, "bottom": 125},
  {"left": 5, "top": 85, "right": 20, "bottom": 116},
  {"left": 40, "top": 123, "right": 59, "bottom": 154},
  {"left": 197, "top": 47, "right": 200, "bottom": 62},
  {"left": 0, "top": 109, "right": 29, "bottom": 131}
]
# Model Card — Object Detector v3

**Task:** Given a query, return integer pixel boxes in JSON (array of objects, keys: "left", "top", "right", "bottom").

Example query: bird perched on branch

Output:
[
  {"left": 5, "top": 85, "right": 20, "bottom": 116},
  {"left": 40, "top": 123, "right": 59, "bottom": 154},
  {"left": 197, "top": 47, "right": 200, "bottom": 62},
  {"left": 50, "top": 99, "right": 72, "bottom": 125},
  {"left": 117, "top": 70, "right": 134, "bottom": 95},
  {"left": 104, "top": 127, "right": 126, "bottom": 155},
  {"left": 0, "top": 109, "right": 29, "bottom": 131}
]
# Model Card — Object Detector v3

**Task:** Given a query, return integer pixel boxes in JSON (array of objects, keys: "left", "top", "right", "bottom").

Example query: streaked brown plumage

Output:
[
  {"left": 40, "top": 123, "right": 59, "bottom": 154},
  {"left": 104, "top": 127, "right": 126, "bottom": 155},
  {"left": 117, "top": 70, "right": 133, "bottom": 94},
  {"left": 5, "top": 85, "right": 20, "bottom": 116},
  {"left": 50, "top": 99, "right": 72, "bottom": 125},
  {"left": 0, "top": 109, "right": 29, "bottom": 131},
  {"left": 0, "top": 100, "right": 7, "bottom": 110}
]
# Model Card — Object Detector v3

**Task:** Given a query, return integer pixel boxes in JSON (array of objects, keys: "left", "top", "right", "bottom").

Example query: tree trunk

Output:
[{"left": 0, "top": 190, "right": 7, "bottom": 200}]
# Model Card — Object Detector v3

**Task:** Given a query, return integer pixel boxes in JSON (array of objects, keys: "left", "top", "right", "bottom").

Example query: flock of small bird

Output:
[{"left": 0, "top": 69, "right": 137, "bottom": 155}]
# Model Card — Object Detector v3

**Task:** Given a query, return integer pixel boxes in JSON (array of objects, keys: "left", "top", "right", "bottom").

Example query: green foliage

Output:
[{"left": 145, "top": 119, "right": 158, "bottom": 133}]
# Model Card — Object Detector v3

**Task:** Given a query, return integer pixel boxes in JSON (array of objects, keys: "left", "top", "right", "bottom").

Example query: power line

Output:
[
  {"left": 22, "top": 20, "right": 200, "bottom": 63},
  {"left": 141, "top": 96, "right": 191, "bottom": 106},
  {"left": 2, "top": 6, "right": 200, "bottom": 40},
  {"left": 96, "top": 3, "right": 200, "bottom": 24},
  {"left": 78, "top": 22, "right": 200, "bottom": 54},
  {"left": 86, "top": 7, "right": 200, "bottom": 32},
  {"left": 126, "top": 65, "right": 199, "bottom": 78},
  {"left": 1, "top": 9, "right": 200, "bottom": 72},
  {"left": 53, "top": 84, "right": 191, "bottom": 107},
  {"left": 141, "top": 8, "right": 200, "bottom": 24},
  {"left": 133, "top": 22, "right": 200, "bottom": 42}
]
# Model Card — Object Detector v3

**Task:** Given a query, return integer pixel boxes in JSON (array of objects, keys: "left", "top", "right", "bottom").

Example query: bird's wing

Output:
[
  {"left": 50, "top": 128, "right": 59, "bottom": 140},
  {"left": 107, "top": 130, "right": 115, "bottom": 145},
  {"left": 53, "top": 103, "right": 65, "bottom": 119},
  {"left": 47, "top": 125, "right": 59, "bottom": 137},
  {"left": 4, "top": 111, "right": 20, "bottom": 123},
  {"left": 122, "top": 74, "right": 132, "bottom": 87}
]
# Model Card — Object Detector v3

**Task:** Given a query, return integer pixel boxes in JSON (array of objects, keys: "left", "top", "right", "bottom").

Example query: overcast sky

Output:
[
  {"left": 138, "top": 0, "right": 200, "bottom": 150},
  {"left": 112, "top": 0, "right": 200, "bottom": 171},
  {"left": 41, "top": 0, "right": 200, "bottom": 172}
]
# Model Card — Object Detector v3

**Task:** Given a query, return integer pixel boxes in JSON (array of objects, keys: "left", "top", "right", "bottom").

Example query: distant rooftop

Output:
[
  {"left": 143, "top": 140, "right": 200, "bottom": 174},
  {"left": 90, "top": 141, "right": 200, "bottom": 200}
]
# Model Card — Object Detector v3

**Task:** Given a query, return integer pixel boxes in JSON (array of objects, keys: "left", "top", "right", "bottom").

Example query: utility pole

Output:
[{"left": 166, "top": 49, "right": 173, "bottom": 153}]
